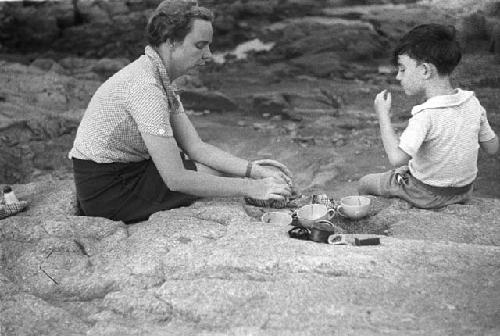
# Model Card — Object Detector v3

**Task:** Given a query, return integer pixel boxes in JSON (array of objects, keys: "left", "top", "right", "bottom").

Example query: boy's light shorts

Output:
[{"left": 359, "top": 166, "right": 473, "bottom": 209}]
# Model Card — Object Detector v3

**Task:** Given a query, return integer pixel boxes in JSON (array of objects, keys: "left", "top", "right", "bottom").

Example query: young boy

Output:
[{"left": 358, "top": 24, "right": 499, "bottom": 208}]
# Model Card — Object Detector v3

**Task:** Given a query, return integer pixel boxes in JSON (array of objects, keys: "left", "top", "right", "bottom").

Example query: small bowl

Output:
[
  {"left": 261, "top": 211, "right": 292, "bottom": 225},
  {"left": 337, "top": 196, "right": 371, "bottom": 220}
]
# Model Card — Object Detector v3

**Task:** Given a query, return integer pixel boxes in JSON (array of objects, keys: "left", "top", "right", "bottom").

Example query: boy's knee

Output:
[
  {"left": 357, "top": 175, "right": 370, "bottom": 194},
  {"left": 358, "top": 174, "right": 380, "bottom": 195}
]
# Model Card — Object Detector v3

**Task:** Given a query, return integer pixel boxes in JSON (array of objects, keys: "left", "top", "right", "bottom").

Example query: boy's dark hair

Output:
[
  {"left": 392, "top": 24, "right": 462, "bottom": 75},
  {"left": 146, "top": 0, "right": 214, "bottom": 48}
]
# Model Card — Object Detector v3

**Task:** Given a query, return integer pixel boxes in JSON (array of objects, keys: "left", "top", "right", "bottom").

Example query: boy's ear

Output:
[{"left": 420, "top": 62, "right": 436, "bottom": 79}]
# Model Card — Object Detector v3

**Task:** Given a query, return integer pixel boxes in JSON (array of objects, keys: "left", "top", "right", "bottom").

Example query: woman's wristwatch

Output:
[{"left": 245, "top": 161, "right": 253, "bottom": 178}]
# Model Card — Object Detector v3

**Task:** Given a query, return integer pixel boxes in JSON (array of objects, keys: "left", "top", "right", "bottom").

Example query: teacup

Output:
[
  {"left": 261, "top": 211, "right": 292, "bottom": 225},
  {"left": 295, "top": 204, "right": 335, "bottom": 227},
  {"left": 337, "top": 196, "right": 371, "bottom": 220}
]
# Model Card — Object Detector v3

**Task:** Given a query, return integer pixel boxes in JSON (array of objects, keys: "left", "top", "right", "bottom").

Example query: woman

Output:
[{"left": 69, "top": 0, "right": 292, "bottom": 223}]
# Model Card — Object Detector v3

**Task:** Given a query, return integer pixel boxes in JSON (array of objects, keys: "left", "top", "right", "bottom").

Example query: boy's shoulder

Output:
[{"left": 410, "top": 89, "right": 479, "bottom": 116}]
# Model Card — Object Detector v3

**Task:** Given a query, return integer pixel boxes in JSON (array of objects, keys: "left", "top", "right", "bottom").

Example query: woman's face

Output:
[{"left": 170, "top": 19, "right": 213, "bottom": 78}]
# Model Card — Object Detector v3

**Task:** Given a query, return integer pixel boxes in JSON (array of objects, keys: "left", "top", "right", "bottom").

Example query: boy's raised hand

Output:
[{"left": 374, "top": 90, "right": 392, "bottom": 117}]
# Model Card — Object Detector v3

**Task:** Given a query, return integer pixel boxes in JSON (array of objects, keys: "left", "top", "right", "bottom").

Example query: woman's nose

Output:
[{"left": 203, "top": 47, "right": 212, "bottom": 61}]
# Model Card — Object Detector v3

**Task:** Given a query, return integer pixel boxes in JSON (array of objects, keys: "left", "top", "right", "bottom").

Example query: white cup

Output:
[
  {"left": 295, "top": 203, "right": 335, "bottom": 227},
  {"left": 337, "top": 196, "right": 371, "bottom": 220}
]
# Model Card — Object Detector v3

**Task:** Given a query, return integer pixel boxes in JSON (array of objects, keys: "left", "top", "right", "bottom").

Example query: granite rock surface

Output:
[{"left": 1, "top": 181, "right": 499, "bottom": 335}]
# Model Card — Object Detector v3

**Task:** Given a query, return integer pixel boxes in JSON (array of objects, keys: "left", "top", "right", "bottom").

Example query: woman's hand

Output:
[
  {"left": 247, "top": 177, "right": 292, "bottom": 200},
  {"left": 251, "top": 159, "right": 293, "bottom": 185}
]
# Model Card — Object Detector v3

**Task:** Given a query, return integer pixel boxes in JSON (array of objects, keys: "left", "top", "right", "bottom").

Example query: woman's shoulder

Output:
[{"left": 97, "top": 56, "right": 160, "bottom": 96}]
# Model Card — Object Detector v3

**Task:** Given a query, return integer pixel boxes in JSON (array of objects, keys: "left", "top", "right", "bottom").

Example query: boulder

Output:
[
  {"left": 101, "top": 0, "right": 131, "bottom": 17},
  {"left": 208, "top": 0, "right": 330, "bottom": 49},
  {"left": 12, "top": 179, "right": 79, "bottom": 218},
  {"left": 283, "top": 88, "right": 342, "bottom": 110},
  {"left": 174, "top": 74, "right": 205, "bottom": 89},
  {"left": 289, "top": 51, "right": 346, "bottom": 77},
  {"left": 321, "top": 3, "right": 458, "bottom": 45},
  {"left": 30, "top": 58, "right": 59, "bottom": 72},
  {"left": 0, "top": 61, "right": 99, "bottom": 183},
  {"left": 179, "top": 88, "right": 239, "bottom": 112},
  {"left": 248, "top": 92, "right": 289, "bottom": 116},
  {"left": 78, "top": 0, "right": 112, "bottom": 23},
  {"left": 91, "top": 58, "right": 130, "bottom": 77},
  {"left": 0, "top": 5, "right": 61, "bottom": 50},
  {"left": 58, "top": 57, "right": 96, "bottom": 71},
  {"left": 458, "top": 12, "right": 490, "bottom": 44},
  {"left": 53, "top": 11, "right": 147, "bottom": 59},
  {"left": 490, "top": 22, "right": 500, "bottom": 63},
  {"left": 262, "top": 17, "right": 389, "bottom": 77},
  {"left": 246, "top": 89, "right": 341, "bottom": 119},
  {"left": 486, "top": 1, "right": 500, "bottom": 17},
  {"left": 275, "top": 0, "right": 329, "bottom": 18}
]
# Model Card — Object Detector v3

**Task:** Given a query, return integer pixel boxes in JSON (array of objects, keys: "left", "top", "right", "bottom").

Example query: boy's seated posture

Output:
[{"left": 358, "top": 24, "right": 499, "bottom": 208}]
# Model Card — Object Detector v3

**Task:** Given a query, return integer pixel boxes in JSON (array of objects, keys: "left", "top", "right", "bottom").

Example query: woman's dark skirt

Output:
[{"left": 72, "top": 153, "right": 198, "bottom": 224}]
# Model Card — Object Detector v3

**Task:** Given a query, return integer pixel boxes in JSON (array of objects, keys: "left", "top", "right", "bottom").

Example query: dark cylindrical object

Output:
[
  {"left": 354, "top": 237, "right": 380, "bottom": 246},
  {"left": 309, "top": 228, "right": 332, "bottom": 243}
]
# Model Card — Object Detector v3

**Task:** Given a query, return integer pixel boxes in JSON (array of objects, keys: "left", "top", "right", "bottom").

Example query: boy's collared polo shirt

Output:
[
  {"left": 399, "top": 89, "right": 496, "bottom": 187},
  {"left": 69, "top": 46, "right": 184, "bottom": 163}
]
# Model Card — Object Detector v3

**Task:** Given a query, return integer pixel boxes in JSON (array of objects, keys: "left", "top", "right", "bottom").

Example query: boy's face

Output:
[{"left": 396, "top": 54, "right": 425, "bottom": 96}]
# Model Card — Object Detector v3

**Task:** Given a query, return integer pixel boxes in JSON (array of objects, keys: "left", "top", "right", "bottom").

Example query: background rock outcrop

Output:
[{"left": 1, "top": 0, "right": 498, "bottom": 188}]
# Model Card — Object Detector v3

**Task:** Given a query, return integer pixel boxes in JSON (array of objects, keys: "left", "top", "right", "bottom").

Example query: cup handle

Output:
[
  {"left": 316, "top": 219, "right": 334, "bottom": 228},
  {"left": 327, "top": 208, "right": 336, "bottom": 220},
  {"left": 336, "top": 206, "right": 346, "bottom": 217},
  {"left": 327, "top": 234, "right": 347, "bottom": 245}
]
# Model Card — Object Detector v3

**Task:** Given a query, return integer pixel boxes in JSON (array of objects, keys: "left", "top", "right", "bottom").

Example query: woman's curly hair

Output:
[{"left": 146, "top": 0, "right": 214, "bottom": 47}]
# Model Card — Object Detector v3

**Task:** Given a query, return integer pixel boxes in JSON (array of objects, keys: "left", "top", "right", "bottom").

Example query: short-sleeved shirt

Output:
[
  {"left": 399, "top": 89, "right": 496, "bottom": 187},
  {"left": 69, "top": 46, "right": 184, "bottom": 163}
]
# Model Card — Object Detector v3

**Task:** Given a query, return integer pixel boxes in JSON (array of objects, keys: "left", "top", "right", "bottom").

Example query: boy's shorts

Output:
[{"left": 359, "top": 166, "right": 473, "bottom": 209}]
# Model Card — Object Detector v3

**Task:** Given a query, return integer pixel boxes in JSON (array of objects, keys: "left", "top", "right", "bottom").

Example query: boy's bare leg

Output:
[{"left": 358, "top": 173, "right": 383, "bottom": 195}]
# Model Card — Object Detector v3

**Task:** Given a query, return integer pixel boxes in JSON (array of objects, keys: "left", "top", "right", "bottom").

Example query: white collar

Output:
[
  {"left": 411, "top": 89, "right": 475, "bottom": 116},
  {"left": 145, "top": 45, "right": 180, "bottom": 109}
]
